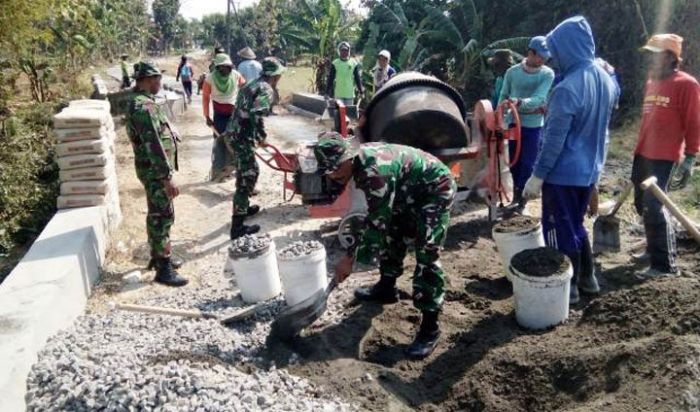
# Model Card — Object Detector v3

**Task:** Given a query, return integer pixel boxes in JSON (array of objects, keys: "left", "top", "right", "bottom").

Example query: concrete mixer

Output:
[{"left": 257, "top": 72, "right": 521, "bottom": 247}]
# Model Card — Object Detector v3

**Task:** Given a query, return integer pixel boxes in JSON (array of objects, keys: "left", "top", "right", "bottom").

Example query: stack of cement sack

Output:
[{"left": 53, "top": 99, "right": 122, "bottom": 229}]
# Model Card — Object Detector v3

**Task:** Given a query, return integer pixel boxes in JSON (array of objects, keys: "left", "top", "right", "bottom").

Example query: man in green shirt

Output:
[
  {"left": 326, "top": 42, "right": 364, "bottom": 106},
  {"left": 498, "top": 36, "right": 555, "bottom": 211}
]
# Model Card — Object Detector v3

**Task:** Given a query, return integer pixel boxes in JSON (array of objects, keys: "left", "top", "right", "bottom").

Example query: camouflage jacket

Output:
[
  {"left": 125, "top": 90, "right": 178, "bottom": 182},
  {"left": 352, "top": 143, "right": 455, "bottom": 265},
  {"left": 226, "top": 78, "right": 273, "bottom": 143}
]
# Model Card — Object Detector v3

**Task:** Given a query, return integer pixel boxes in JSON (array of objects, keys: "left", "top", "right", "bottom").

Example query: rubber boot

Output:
[
  {"left": 230, "top": 216, "right": 260, "bottom": 240},
  {"left": 247, "top": 205, "right": 260, "bottom": 217},
  {"left": 153, "top": 258, "right": 188, "bottom": 287},
  {"left": 578, "top": 238, "right": 600, "bottom": 295},
  {"left": 147, "top": 255, "right": 183, "bottom": 270},
  {"left": 354, "top": 276, "right": 399, "bottom": 304},
  {"left": 406, "top": 311, "right": 441, "bottom": 359}
]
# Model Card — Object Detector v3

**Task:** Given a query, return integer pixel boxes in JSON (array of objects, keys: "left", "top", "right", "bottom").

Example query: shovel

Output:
[
  {"left": 113, "top": 301, "right": 266, "bottom": 326},
  {"left": 592, "top": 184, "right": 632, "bottom": 253},
  {"left": 269, "top": 278, "right": 339, "bottom": 341}
]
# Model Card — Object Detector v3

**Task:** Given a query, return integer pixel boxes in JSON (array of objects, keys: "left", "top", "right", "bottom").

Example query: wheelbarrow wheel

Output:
[{"left": 338, "top": 212, "right": 367, "bottom": 249}]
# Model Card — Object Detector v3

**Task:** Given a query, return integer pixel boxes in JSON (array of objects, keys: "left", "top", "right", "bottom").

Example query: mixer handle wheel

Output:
[{"left": 496, "top": 100, "right": 522, "bottom": 168}]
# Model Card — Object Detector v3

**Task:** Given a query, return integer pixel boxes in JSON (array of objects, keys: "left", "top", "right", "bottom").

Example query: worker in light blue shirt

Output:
[
  {"left": 237, "top": 47, "right": 262, "bottom": 83},
  {"left": 498, "top": 36, "right": 555, "bottom": 210}
]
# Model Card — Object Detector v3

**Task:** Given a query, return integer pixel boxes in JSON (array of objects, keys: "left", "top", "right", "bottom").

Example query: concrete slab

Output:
[{"left": 0, "top": 206, "right": 110, "bottom": 411}]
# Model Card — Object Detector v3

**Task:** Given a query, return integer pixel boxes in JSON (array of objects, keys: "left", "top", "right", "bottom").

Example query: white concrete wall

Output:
[{"left": 0, "top": 206, "right": 111, "bottom": 411}]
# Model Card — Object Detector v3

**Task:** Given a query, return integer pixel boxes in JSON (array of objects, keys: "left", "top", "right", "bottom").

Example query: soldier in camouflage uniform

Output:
[
  {"left": 225, "top": 57, "right": 286, "bottom": 239},
  {"left": 314, "top": 134, "right": 457, "bottom": 359},
  {"left": 125, "top": 61, "right": 188, "bottom": 287}
]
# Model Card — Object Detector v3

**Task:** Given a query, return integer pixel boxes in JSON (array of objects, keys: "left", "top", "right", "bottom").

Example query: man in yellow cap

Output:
[{"left": 632, "top": 34, "right": 700, "bottom": 277}]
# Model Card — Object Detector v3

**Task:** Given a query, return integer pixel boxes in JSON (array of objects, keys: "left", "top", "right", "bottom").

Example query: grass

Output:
[{"left": 277, "top": 65, "right": 315, "bottom": 102}]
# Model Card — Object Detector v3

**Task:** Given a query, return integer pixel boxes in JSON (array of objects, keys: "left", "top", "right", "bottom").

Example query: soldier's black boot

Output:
[
  {"left": 247, "top": 205, "right": 260, "bottom": 217},
  {"left": 147, "top": 255, "right": 183, "bottom": 270},
  {"left": 354, "top": 276, "right": 399, "bottom": 304},
  {"left": 154, "top": 258, "right": 188, "bottom": 287},
  {"left": 578, "top": 238, "right": 600, "bottom": 295},
  {"left": 230, "top": 216, "right": 260, "bottom": 240},
  {"left": 406, "top": 311, "right": 441, "bottom": 359}
]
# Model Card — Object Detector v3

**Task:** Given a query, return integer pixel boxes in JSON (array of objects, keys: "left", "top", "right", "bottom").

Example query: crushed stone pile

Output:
[{"left": 278, "top": 241, "right": 324, "bottom": 259}]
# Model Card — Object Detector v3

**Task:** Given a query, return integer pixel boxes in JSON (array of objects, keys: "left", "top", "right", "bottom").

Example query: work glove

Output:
[
  {"left": 522, "top": 176, "right": 544, "bottom": 200},
  {"left": 671, "top": 154, "right": 696, "bottom": 190}
]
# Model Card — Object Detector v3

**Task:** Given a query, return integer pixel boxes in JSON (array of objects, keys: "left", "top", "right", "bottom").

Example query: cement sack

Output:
[
  {"left": 56, "top": 138, "right": 111, "bottom": 157},
  {"left": 60, "top": 180, "right": 110, "bottom": 195},
  {"left": 68, "top": 99, "right": 111, "bottom": 112},
  {"left": 57, "top": 194, "right": 105, "bottom": 209},
  {"left": 54, "top": 108, "right": 109, "bottom": 129},
  {"left": 56, "top": 153, "right": 109, "bottom": 171},
  {"left": 59, "top": 162, "right": 114, "bottom": 181},
  {"left": 54, "top": 126, "right": 110, "bottom": 142}
]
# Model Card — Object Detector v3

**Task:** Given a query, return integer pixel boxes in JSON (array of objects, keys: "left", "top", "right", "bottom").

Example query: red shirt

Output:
[{"left": 635, "top": 71, "right": 700, "bottom": 162}]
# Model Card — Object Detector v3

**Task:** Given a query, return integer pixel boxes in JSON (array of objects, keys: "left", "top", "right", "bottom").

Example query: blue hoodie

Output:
[{"left": 532, "top": 16, "right": 619, "bottom": 187}]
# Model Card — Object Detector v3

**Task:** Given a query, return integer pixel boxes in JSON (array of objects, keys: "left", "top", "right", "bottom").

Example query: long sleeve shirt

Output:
[
  {"left": 635, "top": 71, "right": 700, "bottom": 161},
  {"left": 498, "top": 61, "right": 555, "bottom": 128}
]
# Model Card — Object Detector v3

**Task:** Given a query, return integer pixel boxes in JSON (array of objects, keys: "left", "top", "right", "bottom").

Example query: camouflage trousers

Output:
[
  {"left": 142, "top": 179, "right": 174, "bottom": 258},
  {"left": 232, "top": 138, "right": 259, "bottom": 216},
  {"left": 379, "top": 178, "right": 456, "bottom": 312}
]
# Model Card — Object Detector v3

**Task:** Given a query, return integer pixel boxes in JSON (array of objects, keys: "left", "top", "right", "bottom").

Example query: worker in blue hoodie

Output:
[{"left": 522, "top": 16, "right": 619, "bottom": 304}]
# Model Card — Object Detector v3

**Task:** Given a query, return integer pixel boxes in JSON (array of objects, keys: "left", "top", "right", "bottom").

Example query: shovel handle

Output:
[
  {"left": 115, "top": 303, "right": 217, "bottom": 320},
  {"left": 641, "top": 177, "right": 700, "bottom": 244},
  {"left": 608, "top": 183, "right": 633, "bottom": 217}
]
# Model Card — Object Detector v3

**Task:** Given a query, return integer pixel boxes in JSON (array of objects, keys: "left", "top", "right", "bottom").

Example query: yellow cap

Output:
[{"left": 642, "top": 33, "right": 683, "bottom": 60}]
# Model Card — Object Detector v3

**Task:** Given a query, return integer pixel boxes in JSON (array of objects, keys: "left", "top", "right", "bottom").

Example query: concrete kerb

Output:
[{"left": 0, "top": 206, "right": 111, "bottom": 411}]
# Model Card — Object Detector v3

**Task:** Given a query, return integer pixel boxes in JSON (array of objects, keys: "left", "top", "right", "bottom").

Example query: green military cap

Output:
[
  {"left": 314, "top": 132, "right": 358, "bottom": 174},
  {"left": 261, "top": 57, "right": 286, "bottom": 76},
  {"left": 132, "top": 61, "right": 162, "bottom": 79}
]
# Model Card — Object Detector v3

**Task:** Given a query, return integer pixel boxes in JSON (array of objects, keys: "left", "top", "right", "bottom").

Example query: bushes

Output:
[{"left": 0, "top": 104, "right": 59, "bottom": 256}]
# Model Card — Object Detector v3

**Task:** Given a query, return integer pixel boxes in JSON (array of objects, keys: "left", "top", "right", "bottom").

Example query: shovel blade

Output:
[{"left": 593, "top": 215, "right": 621, "bottom": 253}]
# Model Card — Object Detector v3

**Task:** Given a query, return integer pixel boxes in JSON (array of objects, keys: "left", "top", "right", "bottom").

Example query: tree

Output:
[{"left": 152, "top": 0, "right": 181, "bottom": 52}]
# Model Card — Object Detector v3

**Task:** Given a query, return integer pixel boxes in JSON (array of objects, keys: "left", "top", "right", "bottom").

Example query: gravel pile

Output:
[
  {"left": 277, "top": 241, "right": 324, "bottom": 259},
  {"left": 25, "top": 260, "right": 356, "bottom": 411},
  {"left": 229, "top": 234, "right": 272, "bottom": 259}
]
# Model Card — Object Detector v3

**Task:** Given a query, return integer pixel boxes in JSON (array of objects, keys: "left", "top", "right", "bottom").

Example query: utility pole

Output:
[{"left": 226, "top": 0, "right": 232, "bottom": 54}]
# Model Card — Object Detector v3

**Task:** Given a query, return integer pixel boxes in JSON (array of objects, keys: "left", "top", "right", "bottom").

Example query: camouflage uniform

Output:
[
  {"left": 126, "top": 90, "right": 178, "bottom": 258},
  {"left": 225, "top": 77, "right": 273, "bottom": 216},
  {"left": 351, "top": 143, "right": 456, "bottom": 312}
]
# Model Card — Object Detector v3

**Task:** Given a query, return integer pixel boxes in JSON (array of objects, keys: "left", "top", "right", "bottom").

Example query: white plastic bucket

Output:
[
  {"left": 509, "top": 256, "right": 573, "bottom": 330},
  {"left": 277, "top": 247, "right": 327, "bottom": 306},
  {"left": 492, "top": 220, "right": 545, "bottom": 278},
  {"left": 230, "top": 242, "right": 281, "bottom": 303}
]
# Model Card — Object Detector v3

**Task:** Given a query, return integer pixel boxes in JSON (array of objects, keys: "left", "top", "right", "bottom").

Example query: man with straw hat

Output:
[
  {"left": 202, "top": 53, "right": 247, "bottom": 181},
  {"left": 125, "top": 62, "right": 188, "bottom": 287},
  {"left": 631, "top": 33, "right": 700, "bottom": 278},
  {"left": 237, "top": 46, "right": 262, "bottom": 85},
  {"left": 226, "top": 57, "right": 286, "bottom": 239},
  {"left": 314, "top": 134, "right": 457, "bottom": 359}
]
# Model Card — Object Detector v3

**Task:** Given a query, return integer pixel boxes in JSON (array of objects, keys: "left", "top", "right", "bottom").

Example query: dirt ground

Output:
[{"left": 96, "top": 55, "right": 700, "bottom": 411}]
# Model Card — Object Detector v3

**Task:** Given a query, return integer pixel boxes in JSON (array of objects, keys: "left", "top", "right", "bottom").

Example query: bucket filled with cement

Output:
[
  {"left": 229, "top": 234, "right": 281, "bottom": 303},
  {"left": 492, "top": 216, "right": 545, "bottom": 279},
  {"left": 509, "top": 247, "right": 573, "bottom": 330},
  {"left": 277, "top": 241, "right": 328, "bottom": 306}
]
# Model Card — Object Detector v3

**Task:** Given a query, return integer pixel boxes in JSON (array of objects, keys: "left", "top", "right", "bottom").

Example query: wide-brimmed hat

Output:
[
  {"left": 641, "top": 33, "right": 683, "bottom": 60},
  {"left": 237, "top": 46, "right": 257, "bottom": 60},
  {"left": 213, "top": 53, "right": 234, "bottom": 67},
  {"left": 261, "top": 57, "right": 286, "bottom": 76},
  {"left": 132, "top": 61, "right": 162, "bottom": 79}
]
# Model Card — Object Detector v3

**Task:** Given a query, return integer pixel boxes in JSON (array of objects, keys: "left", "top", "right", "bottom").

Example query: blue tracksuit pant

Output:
[
  {"left": 509, "top": 126, "right": 542, "bottom": 192},
  {"left": 541, "top": 183, "right": 594, "bottom": 277}
]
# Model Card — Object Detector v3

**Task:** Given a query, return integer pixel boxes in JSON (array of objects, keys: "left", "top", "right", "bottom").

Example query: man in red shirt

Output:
[{"left": 632, "top": 34, "right": 700, "bottom": 277}]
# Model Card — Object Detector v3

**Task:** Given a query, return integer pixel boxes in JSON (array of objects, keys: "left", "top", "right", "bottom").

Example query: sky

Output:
[{"left": 178, "top": 0, "right": 364, "bottom": 20}]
